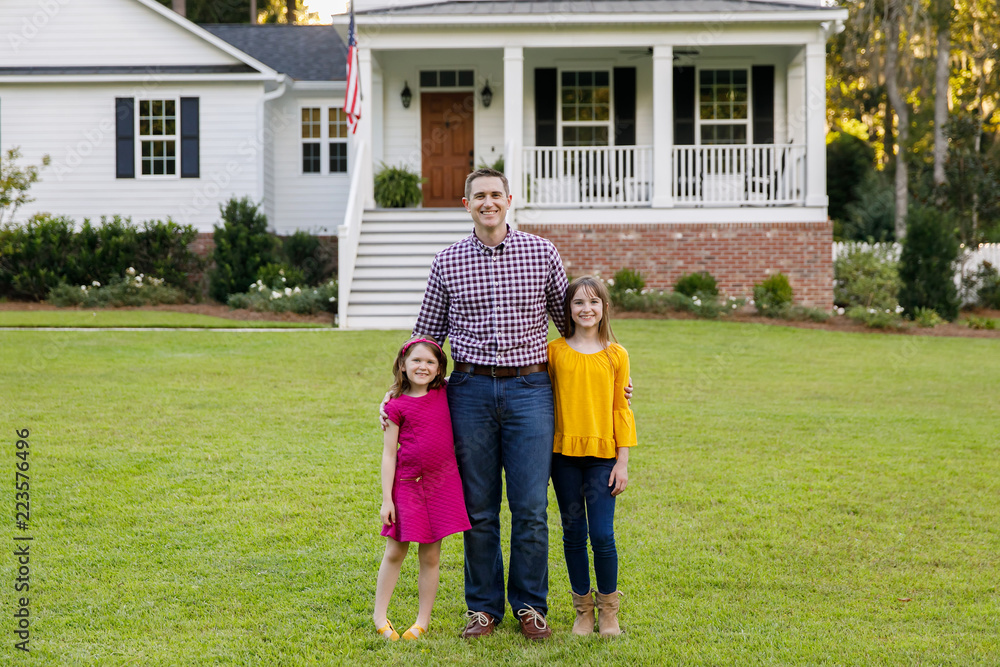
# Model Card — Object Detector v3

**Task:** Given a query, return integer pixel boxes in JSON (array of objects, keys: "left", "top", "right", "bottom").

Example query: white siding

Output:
[
  {"left": 377, "top": 50, "right": 505, "bottom": 179},
  {"left": 268, "top": 89, "right": 349, "bottom": 234},
  {"left": 1, "top": 0, "right": 242, "bottom": 68},
  {"left": 2, "top": 82, "right": 264, "bottom": 231}
]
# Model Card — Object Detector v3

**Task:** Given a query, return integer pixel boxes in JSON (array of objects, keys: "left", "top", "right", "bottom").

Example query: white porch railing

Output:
[
  {"left": 522, "top": 146, "right": 653, "bottom": 207},
  {"left": 337, "top": 140, "right": 369, "bottom": 328},
  {"left": 673, "top": 144, "right": 806, "bottom": 206}
]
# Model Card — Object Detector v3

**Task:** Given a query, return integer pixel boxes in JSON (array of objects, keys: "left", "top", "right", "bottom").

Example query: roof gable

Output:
[
  {"left": 0, "top": 0, "right": 274, "bottom": 76},
  {"left": 203, "top": 25, "right": 347, "bottom": 82}
]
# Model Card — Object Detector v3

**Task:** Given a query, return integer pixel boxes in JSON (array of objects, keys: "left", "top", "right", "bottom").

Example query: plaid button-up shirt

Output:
[{"left": 413, "top": 226, "right": 568, "bottom": 367}]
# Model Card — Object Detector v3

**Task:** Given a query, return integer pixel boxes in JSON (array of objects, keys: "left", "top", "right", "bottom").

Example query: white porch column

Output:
[
  {"left": 359, "top": 48, "right": 375, "bottom": 208},
  {"left": 503, "top": 46, "right": 524, "bottom": 206},
  {"left": 652, "top": 45, "right": 673, "bottom": 208},
  {"left": 804, "top": 41, "right": 828, "bottom": 207}
]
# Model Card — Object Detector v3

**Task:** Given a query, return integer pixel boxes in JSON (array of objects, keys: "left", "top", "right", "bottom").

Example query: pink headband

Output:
[{"left": 401, "top": 338, "right": 442, "bottom": 356}]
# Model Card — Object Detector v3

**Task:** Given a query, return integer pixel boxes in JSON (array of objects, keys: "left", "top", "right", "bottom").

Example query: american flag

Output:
[{"left": 344, "top": 3, "right": 361, "bottom": 134}]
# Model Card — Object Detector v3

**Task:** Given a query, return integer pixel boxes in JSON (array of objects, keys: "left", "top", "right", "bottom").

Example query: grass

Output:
[
  {"left": 0, "top": 320, "right": 997, "bottom": 665},
  {"left": 0, "top": 310, "right": 326, "bottom": 328}
]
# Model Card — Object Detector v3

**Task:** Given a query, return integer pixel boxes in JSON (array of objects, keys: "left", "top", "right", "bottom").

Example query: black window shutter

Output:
[
  {"left": 673, "top": 67, "right": 695, "bottom": 145},
  {"left": 180, "top": 97, "right": 200, "bottom": 178},
  {"left": 613, "top": 67, "right": 636, "bottom": 146},
  {"left": 115, "top": 97, "right": 135, "bottom": 178},
  {"left": 751, "top": 66, "right": 774, "bottom": 144},
  {"left": 534, "top": 68, "right": 557, "bottom": 146}
]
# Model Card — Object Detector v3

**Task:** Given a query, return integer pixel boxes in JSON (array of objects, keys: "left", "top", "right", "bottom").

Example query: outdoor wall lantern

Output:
[
  {"left": 480, "top": 81, "right": 493, "bottom": 108},
  {"left": 401, "top": 82, "right": 412, "bottom": 109}
]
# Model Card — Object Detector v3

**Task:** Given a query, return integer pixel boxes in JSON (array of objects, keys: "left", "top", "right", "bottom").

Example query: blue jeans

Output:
[
  {"left": 550, "top": 453, "right": 618, "bottom": 595},
  {"left": 448, "top": 370, "right": 554, "bottom": 621}
]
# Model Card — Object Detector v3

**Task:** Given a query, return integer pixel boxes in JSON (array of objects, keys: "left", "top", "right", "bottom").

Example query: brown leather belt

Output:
[{"left": 453, "top": 362, "right": 547, "bottom": 378}]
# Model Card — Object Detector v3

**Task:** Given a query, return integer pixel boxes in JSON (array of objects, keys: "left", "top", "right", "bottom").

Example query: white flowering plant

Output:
[
  {"left": 46, "top": 268, "right": 184, "bottom": 307},
  {"left": 227, "top": 279, "right": 337, "bottom": 315}
]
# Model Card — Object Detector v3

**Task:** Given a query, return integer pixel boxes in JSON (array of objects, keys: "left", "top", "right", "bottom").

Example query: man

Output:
[{"left": 411, "top": 168, "right": 566, "bottom": 640}]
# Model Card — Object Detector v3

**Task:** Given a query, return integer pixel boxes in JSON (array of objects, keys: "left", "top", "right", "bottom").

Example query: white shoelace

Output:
[
  {"left": 465, "top": 610, "right": 492, "bottom": 628},
  {"left": 516, "top": 605, "right": 549, "bottom": 630}
]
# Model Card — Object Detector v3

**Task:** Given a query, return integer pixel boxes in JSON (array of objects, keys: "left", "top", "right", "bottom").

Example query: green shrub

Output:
[
  {"left": 673, "top": 271, "right": 718, "bottom": 298},
  {"left": 834, "top": 244, "right": 901, "bottom": 311},
  {"left": 962, "top": 261, "right": 1000, "bottom": 309},
  {"left": 913, "top": 307, "right": 944, "bottom": 328},
  {"left": 846, "top": 305, "right": 904, "bottom": 329},
  {"left": 256, "top": 263, "right": 306, "bottom": 290},
  {"left": 280, "top": 230, "right": 333, "bottom": 286},
  {"left": 0, "top": 214, "right": 200, "bottom": 300},
  {"left": 209, "top": 197, "right": 278, "bottom": 303},
  {"left": 608, "top": 268, "right": 645, "bottom": 295},
  {"left": 227, "top": 280, "right": 337, "bottom": 316},
  {"left": 373, "top": 163, "right": 423, "bottom": 208},
  {"left": 839, "top": 171, "right": 895, "bottom": 242},
  {"left": 965, "top": 315, "right": 996, "bottom": 330},
  {"left": 47, "top": 269, "right": 185, "bottom": 307},
  {"left": 898, "top": 206, "right": 960, "bottom": 321},
  {"left": 752, "top": 273, "right": 793, "bottom": 317}
]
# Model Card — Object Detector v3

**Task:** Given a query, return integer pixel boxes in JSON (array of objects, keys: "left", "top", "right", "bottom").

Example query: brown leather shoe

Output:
[
  {"left": 516, "top": 606, "right": 552, "bottom": 640},
  {"left": 461, "top": 611, "right": 496, "bottom": 639}
]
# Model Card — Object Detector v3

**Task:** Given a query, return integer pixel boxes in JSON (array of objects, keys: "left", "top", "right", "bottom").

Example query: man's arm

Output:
[
  {"left": 544, "top": 246, "right": 569, "bottom": 336},
  {"left": 412, "top": 255, "right": 450, "bottom": 343}
]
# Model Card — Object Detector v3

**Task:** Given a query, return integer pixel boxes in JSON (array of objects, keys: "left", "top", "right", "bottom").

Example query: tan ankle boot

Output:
[
  {"left": 571, "top": 590, "right": 595, "bottom": 636},
  {"left": 595, "top": 591, "right": 622, "bottom": 637}
]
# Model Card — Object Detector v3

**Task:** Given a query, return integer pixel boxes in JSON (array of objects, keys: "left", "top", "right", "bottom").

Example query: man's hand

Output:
[
  {"left": 378, "top": 391, "right": 392, "bottom": 430},
  {"left": 380, "top": 499, "right": 396, "bottom": 526}
]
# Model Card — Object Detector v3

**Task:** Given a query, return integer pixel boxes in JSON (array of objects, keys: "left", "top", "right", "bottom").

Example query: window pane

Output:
[
  {"left": 595, "top": 127, "right": 609, "bottom": 145},
  {"left": 562, "top": 127, "right": 578, "bottom": 146},
  {"left": 440, "top": 70, "right": 456, "bottom": 87},
  {"left": 700, "top": 70, "right": 712, "bottom": 85},
  {"left": 458, "top": 70, "right": 474, "bottom": 87},
  {"left": 152, "top": 118, "right": 163, "bottom": 135},
  {"left": 595, "top": 87, "right": 609, "bottom": 104},
  {"left": 330, "top": 142, "right": 347, "bottom": 173},
  {"left": 579, "top": 71, "right": 592, "bottom": 86},
  {"left": 139, "top": 119, "right": 150, "bottom": 135},
  {"left": 562, "top": 106, "right": 576, "bottom": 121},
  {"left": 733, "top": 103, "right": 748, "bottom": 120},
  {"left": 420, "top": 71, "right": 436, "bottom": 87},
  {"left": 579, "top": 88, "right": 592, "bottom": 104},
  {"left": 579, "top": 127, "right": 593, "bottom": 144},
  {"left": 562, "top": 71, "right": 574, "bottom": 86},
  {"left": 579, "top": 106, "right": 592, "bottom": 121},
  {"left": 733, "top": 126, "right": 747, "bottom": 143},
  {"left": 165, "top": 119, "right": 175, "bottom": 135},
  {"left": 595, "top": 104, "right": 609, "bottom": 121},
  {"left": 562, "top": 89, "right": 575, "bottom": 105},
  {"left": 700, "top": 104, "right": 714, "bottom": 120},
  {"left": 139, "top": 100, "right": 150, "bottom": 116},
  {"left": 734, "top": 69, "right": 747, "bottom": 85},
  {"left": 303, "top": 143, "right": 320, "bottom": 173},
  {"left": 165, "top": 157, "right": 176, "bottom": 175},
  {"left": 718, "top": 104, "right": 731, "bottom": 120},
  {"left": 595, "top": 71, "right": 609, "bottom": 87}
]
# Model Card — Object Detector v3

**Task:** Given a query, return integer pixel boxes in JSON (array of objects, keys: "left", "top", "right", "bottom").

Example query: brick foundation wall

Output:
[{"left": 518, "top": 221, "right": 833, "bottom": 309}]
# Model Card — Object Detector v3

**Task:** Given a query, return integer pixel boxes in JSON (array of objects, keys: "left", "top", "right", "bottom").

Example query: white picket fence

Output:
[{"left": 833, "top": 242, "right": 1000, "bottom": 304}]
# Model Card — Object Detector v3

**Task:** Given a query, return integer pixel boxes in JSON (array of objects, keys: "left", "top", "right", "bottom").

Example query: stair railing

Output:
[{"left": 337, "top": 140, "right": 369, "bottom": 329}]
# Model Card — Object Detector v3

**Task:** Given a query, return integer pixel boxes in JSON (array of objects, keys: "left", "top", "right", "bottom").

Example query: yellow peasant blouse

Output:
[{"left": 547, "top": 337, "right": 637, "bottom": 458}]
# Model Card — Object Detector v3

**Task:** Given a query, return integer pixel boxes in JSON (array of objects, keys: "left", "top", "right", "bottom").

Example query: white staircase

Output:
[{"left": 343, "top": 209, "right": 471, "bottom": 329}]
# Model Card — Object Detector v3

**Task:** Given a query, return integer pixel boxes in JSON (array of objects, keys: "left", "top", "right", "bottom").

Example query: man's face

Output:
[{"left": 463, "top": 176, "right": 511, "bottom": 233}]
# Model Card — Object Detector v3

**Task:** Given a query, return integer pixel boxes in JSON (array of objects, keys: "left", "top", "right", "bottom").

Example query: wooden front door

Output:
[{"left": 421, "top": 92, "right": 475, "bottom": 207}]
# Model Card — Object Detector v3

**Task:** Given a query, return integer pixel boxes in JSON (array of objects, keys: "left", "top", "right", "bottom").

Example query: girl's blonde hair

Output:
[
  {"left": 388, "top": 336, "right": 448, "bottom": 398},
  {"left": 564, "top": 276, "right": 618, "bottom": 349}
]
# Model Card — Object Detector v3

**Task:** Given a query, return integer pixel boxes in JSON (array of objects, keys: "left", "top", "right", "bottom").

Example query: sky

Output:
[{"left": 305, "top": 1, "right": 350, "bottom": 22}]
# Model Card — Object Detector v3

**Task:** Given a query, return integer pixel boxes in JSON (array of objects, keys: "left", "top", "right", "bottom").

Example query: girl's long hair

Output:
[
  {"left": 388, "top": 336, "right": 448, "bottom": 398},
  {"left": 563, "top": 276, "right": 618, "bottom": 354}
]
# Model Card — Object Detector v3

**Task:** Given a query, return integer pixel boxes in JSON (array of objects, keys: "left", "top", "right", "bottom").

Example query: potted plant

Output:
[{"left": 373, "top": 163, "right": 424, "bottom": 208}]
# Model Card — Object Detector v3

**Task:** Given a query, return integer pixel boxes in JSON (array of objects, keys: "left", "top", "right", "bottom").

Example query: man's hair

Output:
[{"left": 464, "top": 168, "right": 509, "bottom": 200}]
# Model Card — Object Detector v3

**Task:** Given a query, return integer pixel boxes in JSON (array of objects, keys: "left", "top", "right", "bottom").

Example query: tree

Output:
[{"left": 0, "top": 148, "right": 51, "bottom": 226}]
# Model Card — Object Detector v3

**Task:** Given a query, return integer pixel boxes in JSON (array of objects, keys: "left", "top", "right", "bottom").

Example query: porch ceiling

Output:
[{"left": 359, "top": 0, "right": 832, "bottom": 17}]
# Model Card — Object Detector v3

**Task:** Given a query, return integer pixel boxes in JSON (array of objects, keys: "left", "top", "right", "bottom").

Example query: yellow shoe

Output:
[
  {"left": 375, "top": 620, "right": 399, "bottom": 641},
  {"left": 401, "top": 624, "right": 427, "bottom": 640}
]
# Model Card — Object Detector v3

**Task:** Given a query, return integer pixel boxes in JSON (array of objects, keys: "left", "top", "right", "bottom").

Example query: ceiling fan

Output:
[{"left": 621, "top": 47, "right": 701, "bottom": 60}]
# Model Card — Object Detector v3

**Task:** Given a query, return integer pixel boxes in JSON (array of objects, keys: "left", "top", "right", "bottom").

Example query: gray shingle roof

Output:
[
  {"left": 202, "top": 25, "right": 346, "bottom": 81},
  {"left": 358, "top": 0, "right": 824, "bottom": 15}
]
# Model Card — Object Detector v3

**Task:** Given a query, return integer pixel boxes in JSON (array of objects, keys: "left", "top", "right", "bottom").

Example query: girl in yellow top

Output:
[{"left": 548, "top": 276, "right": 637, "bottom": 637}]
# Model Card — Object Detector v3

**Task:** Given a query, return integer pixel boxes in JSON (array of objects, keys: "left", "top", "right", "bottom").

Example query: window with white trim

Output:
[
  {"left": 698, "top": 69, "right": 749, "bottom": 145},
  {"left": 560, "top": 71, "right": 611, "bottom": 146},
  {"left": 301, "top": 106, "right": 349, "bottom": 174},
  {"left": 329, "top": 108, "right": 348, "bottom": 173},
  {"left": 138, "top": 99, "right": 177, "bottom": 176},
  {"left": 302, "top": 107, "right": 322, "bottom": 173}
]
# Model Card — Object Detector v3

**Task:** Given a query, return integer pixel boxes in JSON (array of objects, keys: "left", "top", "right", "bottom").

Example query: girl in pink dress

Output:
[{"left": 373, "top": 337, "right": 470, "bottom": 642}]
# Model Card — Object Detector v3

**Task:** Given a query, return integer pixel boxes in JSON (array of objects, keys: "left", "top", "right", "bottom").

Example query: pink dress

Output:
[{"left": 381, "top": 385, "right": 471, "bottom": 543}]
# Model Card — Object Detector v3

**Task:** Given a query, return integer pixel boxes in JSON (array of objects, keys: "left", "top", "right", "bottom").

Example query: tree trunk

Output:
[
  {"left": 933, "top": 7, "right": 950, "bottom": 189},
  {"left": 884, "top": 5, "right": 908, "bottom": 239}
]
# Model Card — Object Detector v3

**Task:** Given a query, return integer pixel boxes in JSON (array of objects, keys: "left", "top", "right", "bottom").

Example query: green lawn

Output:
[
  {"left": 0, "top": 321, "right": 997, "bottom": 665},
  {"left": 0, "top": 310, "right": 326, "bottom": 328}
]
